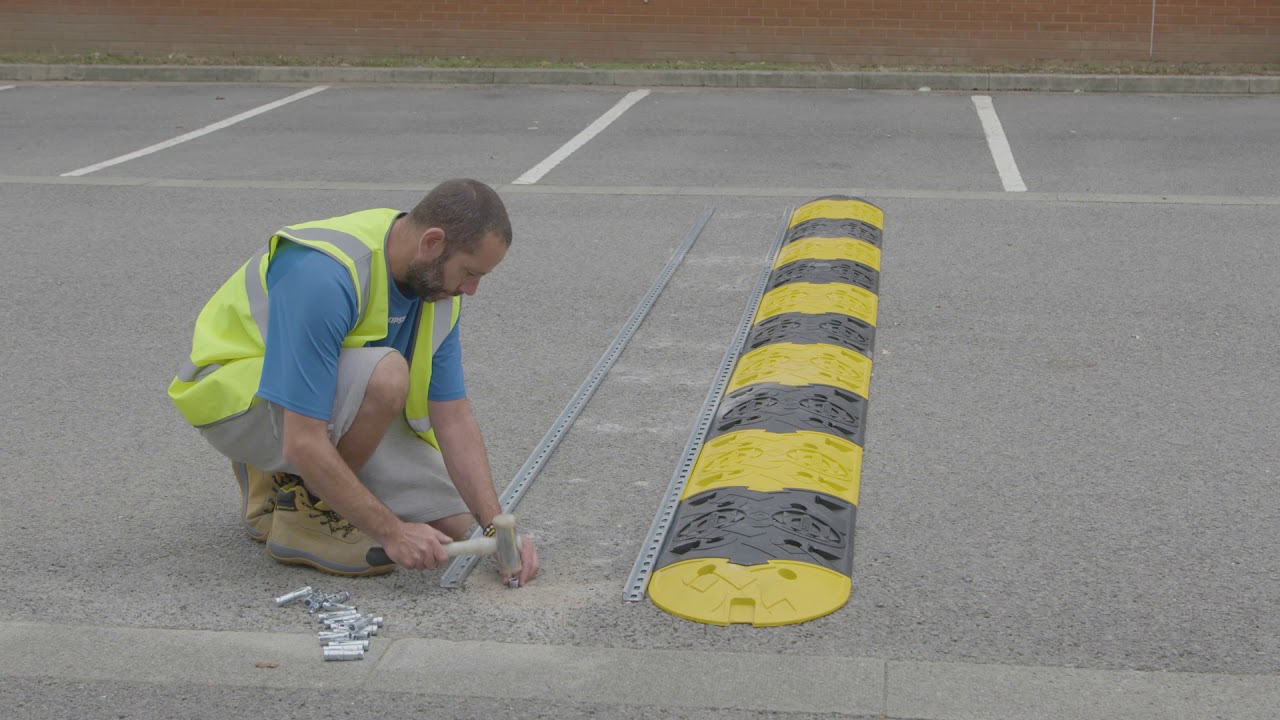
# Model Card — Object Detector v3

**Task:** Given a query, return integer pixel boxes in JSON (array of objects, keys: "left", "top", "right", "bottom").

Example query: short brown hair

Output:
[{"left": 408, "top": 179, "right": 512, "bottom": 253}]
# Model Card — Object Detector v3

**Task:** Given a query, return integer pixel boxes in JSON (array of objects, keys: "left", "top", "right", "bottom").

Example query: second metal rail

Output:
[{"left": 440, "top": 206, "right": 717, "bottom": 589}]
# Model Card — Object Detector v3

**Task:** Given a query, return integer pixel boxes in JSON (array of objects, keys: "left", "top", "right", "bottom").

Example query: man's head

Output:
[{"left": 403, "top": 179, "right": 512, "bottom": 302}]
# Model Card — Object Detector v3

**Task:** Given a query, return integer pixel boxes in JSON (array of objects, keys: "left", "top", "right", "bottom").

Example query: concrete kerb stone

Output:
[
  {"left": 1250, "top": 76, "right": 1280, "bottom": 93},
  {"left": 1, "top": 63, "right": 51, "bottom": 81},
  {"left": 988, "top": 73, "right": 1119, "bottom": 92},
  {"left": 0, "top": 64, "right": 1274, "bottom": 93},
  {"left": 855, "top": 71, "right": 988, "bottom": 91},
  {"left": 492, "top": 68, "right": 613, "bottom": 85},
  {"left": 612, "top": 69, "right": 738, "bottom": 87},
  {"left": 736, "top": 70, "right": 864, "bottom": 89},
  {"left": 1116, "top": 74, "right": 1253, "bottom": 94},
  {"left": 254, "top": 65, "right": 396, "bottom": 83},
  {"left": 390, "top": 67, "right": 494, "bottom": 84}
]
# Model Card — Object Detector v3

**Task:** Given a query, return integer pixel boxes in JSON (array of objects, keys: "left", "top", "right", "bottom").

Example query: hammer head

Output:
[{"left": 491, "top": 513, "right": 521, "bottom": 578}]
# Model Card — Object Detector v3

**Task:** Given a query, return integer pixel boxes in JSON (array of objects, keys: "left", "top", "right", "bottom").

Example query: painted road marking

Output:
[
  {"left": 512, "top": 89, "right": 650, "bottom": 185},
  {"left": 60, "top": 86, "right": 329, "bottom": 177},
  {"left": 972, "top": 95, "right": 1027, "bottom": 192},
  {"left": 0, "top": 85, "right": 15, "bottom": 91}
]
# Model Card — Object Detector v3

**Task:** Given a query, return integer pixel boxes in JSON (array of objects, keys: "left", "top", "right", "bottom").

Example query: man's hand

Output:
[
  {"left": 379, "top": 522, "right": 454, "bottom": 570},
  {"left": 503, "top": 535, "right": 540, "bottom": 587}
]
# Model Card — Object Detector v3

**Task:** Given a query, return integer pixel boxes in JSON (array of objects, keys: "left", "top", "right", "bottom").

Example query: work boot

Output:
[
  {"left": 265, "top": 484, "right": 396, "bottom": 577},
  {"left": 231, "top": 462, "right": 299, "bottom": 543}
]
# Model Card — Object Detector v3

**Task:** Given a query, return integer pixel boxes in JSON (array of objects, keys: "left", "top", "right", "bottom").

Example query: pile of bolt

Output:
[{"left": 274, "top": 585, "right": 384, "bottom": 662}]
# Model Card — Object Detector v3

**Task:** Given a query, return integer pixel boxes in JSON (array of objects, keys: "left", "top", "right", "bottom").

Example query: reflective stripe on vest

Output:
[
  {"left": 405, "top": 297, "right": 461, "bottom": 436},
  {"left": 175, "top": 231, "right": 374, "bottom": 387},
  {"left": 274, "top": 226, "right": 374, "bottom": 314},
  {"left": 176, "top": 248, "right": 272, "bottom": 384}
]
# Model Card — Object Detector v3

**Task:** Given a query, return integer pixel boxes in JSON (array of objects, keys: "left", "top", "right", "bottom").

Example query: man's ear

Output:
[{"left": 418, "top": 227, "right": 447, "bottom": 259}]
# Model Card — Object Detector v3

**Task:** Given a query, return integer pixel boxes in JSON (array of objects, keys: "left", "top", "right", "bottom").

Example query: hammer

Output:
[{"left": 366, "top": 513, "right": 521, "bottom": 584}]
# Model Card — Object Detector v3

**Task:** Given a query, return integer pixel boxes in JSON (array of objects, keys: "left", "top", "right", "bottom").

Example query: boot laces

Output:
[{"left": 304, "top": 493, "right": 356, "bottom": 539}]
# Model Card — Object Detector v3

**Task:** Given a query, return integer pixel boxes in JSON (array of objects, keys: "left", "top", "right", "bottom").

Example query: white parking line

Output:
[
  {"left": 972, "top": 95, "right": 1027, "bottom": 192},
  {"left": 60, "top": 86, "right": 329, "bottom": 177},
  {"left": 0, "top": 86, "right": 15, "bottom": 91},
  {"left": 513, "top": 89, "right": 650, "bottom": 185}
]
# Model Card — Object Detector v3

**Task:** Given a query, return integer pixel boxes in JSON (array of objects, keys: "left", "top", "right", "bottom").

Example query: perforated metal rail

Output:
[
  {"left": 440, "top": 206, "right": 716, "bottom": 589},
  {"left": 623, "top": 210, "right": 792, "bottom": 602}
]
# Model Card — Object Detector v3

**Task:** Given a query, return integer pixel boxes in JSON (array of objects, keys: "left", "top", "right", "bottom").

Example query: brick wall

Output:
[{"left": 2, "top": 1, "right": 1276, "bottom": 66}]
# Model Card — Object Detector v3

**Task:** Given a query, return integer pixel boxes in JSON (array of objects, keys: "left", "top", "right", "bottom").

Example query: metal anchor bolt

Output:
[
  {"left": 274, "top": 586, "right": 314, "bottom": 607},
  {"left": 322, "top": 646, "right": 364, "bottom": 661},
  {"left": 326, "top": 639, "right": 370, "bottom": 651},
  {"left": 317, "top": 610, "right": 359, "bottom": 622},
  {"left": 317, "top": 630, "right": 369, "bottom": 643},
  {"left": 303, "top": 593, "right": 329, "bottom": 612},
  {"left": 350, "top": 615, "right": 384, "bottom": 631}
]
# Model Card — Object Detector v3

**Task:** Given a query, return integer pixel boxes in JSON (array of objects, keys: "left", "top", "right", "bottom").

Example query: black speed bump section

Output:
[
  {"left": 788, "top": 218, "right": 882, "bottom": 247},
  {"left": 648, "top": 196, "right": 883, "bottom": 626},
  {"left": 769, "top": 258, "right": 879, "bottom": 294},
  {"left": 657, "top": 487, "right": 854, "bottom": 574},
  {"left": 745, "top": 313, "right": 875, "bottom": 357},
  {"left": 708, "top": 383, "right": 867, "bottom": 447}
]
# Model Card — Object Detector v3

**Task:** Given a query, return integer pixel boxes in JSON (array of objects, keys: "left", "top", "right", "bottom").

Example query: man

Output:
[{"left": 168, "top": 179, "right": 539, "bottom": 585}]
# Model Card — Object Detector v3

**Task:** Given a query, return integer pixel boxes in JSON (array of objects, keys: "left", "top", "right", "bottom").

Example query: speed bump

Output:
[{"left": 647, "top": 196, "right": 883, "bottom": 626}]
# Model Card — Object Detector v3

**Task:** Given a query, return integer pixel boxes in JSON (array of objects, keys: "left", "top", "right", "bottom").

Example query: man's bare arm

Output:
[
  {"left": 429, "top": 397, "right": 540, "bottom": 585},
  {"left": 427, "top": 397, "right": 502, "bottom": 527}
]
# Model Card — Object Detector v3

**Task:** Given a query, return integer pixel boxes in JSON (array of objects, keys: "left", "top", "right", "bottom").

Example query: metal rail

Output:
[
  {"left": 440, "top": 206, "right": 716, "bottom": 589},
  {"left": 623, "top": 209, "right": 793, "bottom": 602}
]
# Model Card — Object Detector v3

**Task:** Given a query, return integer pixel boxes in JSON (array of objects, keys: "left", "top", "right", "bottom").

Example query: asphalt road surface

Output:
[{"left": 1, "top": 80, "right": 1277, "bottom": 719}]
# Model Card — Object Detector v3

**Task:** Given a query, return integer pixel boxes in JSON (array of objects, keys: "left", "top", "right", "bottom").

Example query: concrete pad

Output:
[
  {"left": 887, "top": 660, "right": 1280, "bottom": 720},
  {"left": 0, "top": 676, "right": 842, "bottom": 720},
  {"left": 0, "top": 622, "right": 376, "bottom": 690},
  {"left": 371, "top": 638, "right": 885, "bottom": 714}
]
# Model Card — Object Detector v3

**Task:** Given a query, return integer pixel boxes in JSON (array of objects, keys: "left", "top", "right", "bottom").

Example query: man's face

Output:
[{"left": 407, "top": 231, "right": 507, "bottom": 302}]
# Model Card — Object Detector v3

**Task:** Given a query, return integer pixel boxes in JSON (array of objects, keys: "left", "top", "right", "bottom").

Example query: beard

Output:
[{"left": 406, "top": 249, "right": 451, "bottom": 301}]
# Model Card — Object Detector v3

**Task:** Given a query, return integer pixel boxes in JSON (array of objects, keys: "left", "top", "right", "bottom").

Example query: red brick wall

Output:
[{"left": 2, "top": 1, "right": 1276, "bottom": 66}]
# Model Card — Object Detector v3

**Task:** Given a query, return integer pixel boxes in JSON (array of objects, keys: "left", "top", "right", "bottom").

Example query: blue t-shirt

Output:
[{"left": 257, "top": 240, "right": 466, "bottom": 420}]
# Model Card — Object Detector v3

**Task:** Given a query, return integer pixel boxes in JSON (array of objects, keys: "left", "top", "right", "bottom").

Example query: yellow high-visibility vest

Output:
[{"left": 167, "top": 208, "right": 460, "bottom": 448}]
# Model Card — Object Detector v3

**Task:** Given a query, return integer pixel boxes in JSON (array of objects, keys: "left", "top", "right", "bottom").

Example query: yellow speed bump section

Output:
[
  {"left": 776, "top": 237, "right": 881, "bottom": 271},
  {"left": 789, "top": 199, "right": 884, "bottom": 230},
  {"left": 684, "top": 429, "right": 862, "bottom": 503},
  {"left": 755, "top": 282, "right": 878, "bottom": 325},
  {"left": 648, "top": 558, "right": 852, "bottom": 627},
  {"left": 727, "top": 342, "right": 872, "bottom": 397}
]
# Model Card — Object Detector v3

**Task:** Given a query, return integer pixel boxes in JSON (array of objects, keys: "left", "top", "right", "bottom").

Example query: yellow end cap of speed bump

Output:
[
  {"left": 789, "top": 199, "right": 884, "bottom": 230},
  {"left": 648, "top": 558, "right": 853, "bottom": 627},
  {"left": 683, "top": 428, "right": 862, "bottom": 504}
]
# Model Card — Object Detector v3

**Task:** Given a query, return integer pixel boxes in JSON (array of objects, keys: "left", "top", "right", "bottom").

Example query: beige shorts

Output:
[{"left": 200, "top": 347, "right": 469, "bottom": 524}]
